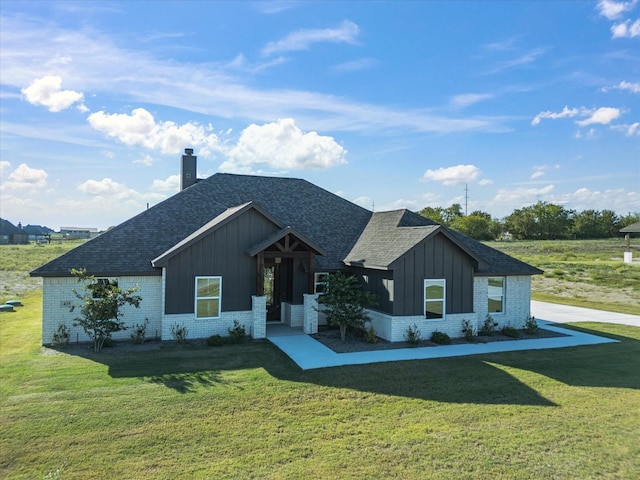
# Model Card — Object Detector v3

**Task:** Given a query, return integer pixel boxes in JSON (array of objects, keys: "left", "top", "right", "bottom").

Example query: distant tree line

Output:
[{"left": 418, "top": 201, "right": 639, "bottom": 241}]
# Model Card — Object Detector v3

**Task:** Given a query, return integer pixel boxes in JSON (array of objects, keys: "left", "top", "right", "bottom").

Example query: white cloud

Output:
[
  {"left": 151, "top": 175, "right": 180, "bottom": 193},
  {"left": 597, "top": 0, "right": 638, "bottom": 20},
  {"left": 87, "top": 108, "right": 221, "bottom": 155},
  {"left": 77, "top": 178, "right": 127, "bottom": 195},
  {"left": 532, "top": 106, "right": 622, "bottom": 128},
  {"left": 353, "top": 196, "right": 374, "bottom": 210},
  {"left": 221, "top": 118, "right": 347, "bottom": 172},
  {"left": 450, "top": 93, "right": 494, "bottom": 109},
  {"left": 611, "top": 18, "right": 640, "bottom": 37},
  {"left": 134, "top": 154, "right": 155, "bottom": 166},
  {"left": 603, "top": 80, "right": 640, "bottom": 93},
  {"left": 0, "top": 161, "right": 11, "bottom": 176},
  {"left": 531, "top": 171, "right": 545, "bottom": 179},
  {"left": 332, "top": 58, "right": 379, "bottom": 74},
  {"left": 21, "top": 75, "right": 85, "bottom": 112},
  {"left": 2, "top": 163, "right": 48, "bottom": 190},
  {"left": 262, "top": 20, "right": 359, "bottom": 56},
  {"left": 531, "top": 106, "right": 580, "bottom": 125},
  {"left": 612, "top": 122, "right": 640, "bottom": 136},
  {"left": 576, "top": 107, "right": 621, "bottom": 126},
  {"left": 422, "top": 164, "right": 483, "bottom": 186},
  {"left": 478, "top": 178, "right": 493, "bottom": 186},
  {"left": 491, "top": 184, "right": 556, "bottom": 209}
]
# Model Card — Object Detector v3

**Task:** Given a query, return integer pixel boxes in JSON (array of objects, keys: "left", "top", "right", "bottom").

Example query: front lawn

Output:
[{"left": 1, "top": 291, "right": 639, "bottom": 479}]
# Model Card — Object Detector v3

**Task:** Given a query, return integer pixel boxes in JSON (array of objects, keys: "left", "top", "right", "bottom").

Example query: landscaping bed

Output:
[{"left": 312, "top": 324, "right": 568, "bottom": 353}]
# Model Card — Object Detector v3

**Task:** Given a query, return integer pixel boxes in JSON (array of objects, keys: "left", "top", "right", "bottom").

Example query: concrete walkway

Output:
[{"left": 267, "top": 302, "right": 639, "bottom": 370}]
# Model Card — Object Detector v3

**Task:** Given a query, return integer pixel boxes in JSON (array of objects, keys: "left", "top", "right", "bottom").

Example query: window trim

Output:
[
  {"left": 424, "top": 278, "right": 446, "bottom": 320},
  {"left": 314, "top": 272, "right": 329, "bottom": 295},
  {"left": 195, "top": 276, "right": 222, "bottom": 319},
  {"left": 487, "top": 276, "right": 505, "bottom": 314}
]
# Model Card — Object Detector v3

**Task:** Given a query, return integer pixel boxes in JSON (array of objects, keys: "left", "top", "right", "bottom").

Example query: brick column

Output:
[
  {"left": 252, "top": 295, "right": 266, "bottom": 339},
  {"left": 303, "top": 294, "right": 318, "bottom": 334}
]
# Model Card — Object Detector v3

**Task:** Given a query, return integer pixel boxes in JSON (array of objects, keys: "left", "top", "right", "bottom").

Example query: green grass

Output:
[
  {"left": 0, "top": 241, "right": 84, "bottom": 303},
  {"left": 2, "top": 292, "right": 639, "bottom": 479}
]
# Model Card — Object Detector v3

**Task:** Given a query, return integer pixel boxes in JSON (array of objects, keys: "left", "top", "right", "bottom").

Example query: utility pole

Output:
[{"left": 464, "top": 184, "right": 468, "bottom": 216}]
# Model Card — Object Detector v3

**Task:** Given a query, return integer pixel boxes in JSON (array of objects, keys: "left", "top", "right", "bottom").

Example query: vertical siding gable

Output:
[
  {"left": 390, "top": 232, "right": 475, "bottom": 316},
  {"left": 165, "top": 208, "right": 281, "bottom": 314}
]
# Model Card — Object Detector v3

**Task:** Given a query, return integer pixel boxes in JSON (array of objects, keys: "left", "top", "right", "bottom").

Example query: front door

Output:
[{"left": 264, "top": 262, "right": 281, "bottom": 321}]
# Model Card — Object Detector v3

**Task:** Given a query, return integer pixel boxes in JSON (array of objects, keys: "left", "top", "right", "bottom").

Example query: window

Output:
[
  {"left": 424, "top": 279, "right": 445, "bottom": 319},
  {"left": 488, "top": 276, "right": 505, "bottom": 313},
  {"left": 314, "top": 272, "right": 329, "bottom": 294},
  {"left": 195, "top": 276, "right": 222, "bottom": 319}
]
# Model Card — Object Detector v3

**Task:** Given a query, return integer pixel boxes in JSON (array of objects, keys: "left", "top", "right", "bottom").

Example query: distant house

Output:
[
  {"left": 0, "top": 219, "right": 29, "bottom": 245},
  {"left": 59, "top": 226, "right": 99, "bottom": 239},
  {"left": 23, "top": 224, "right": 55, "bottom": 242},
  {"left": 620, "top": 221, "right": 640, "bottom": 264},
  {"left": 32, "top": 149, "right": 542, "bottom": 346}
]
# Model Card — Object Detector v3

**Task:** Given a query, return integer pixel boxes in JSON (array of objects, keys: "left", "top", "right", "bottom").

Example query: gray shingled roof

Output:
[
  {"left": 30, "top": 173, "right": 541, "bottom": 278},
  {"left": 0, "top": 218, "right": 26, "bottom": 235},
  {"left": 31, "top": 174, "right": 371, "bottom": 277},
  {"left": 344, "top": 210, "right": 443, "bottom": 269},
  {"left": 345, "top": 209, "right": 541, "bottom": 276},
  {"left": 620, "top": 221, "right": 640, "bottom": 233}
]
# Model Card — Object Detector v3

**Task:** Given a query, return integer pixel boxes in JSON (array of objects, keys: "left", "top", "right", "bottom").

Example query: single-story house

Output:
[
  {"left": 0, "top": 219, "right": 29, "bottom": 245},
  {"left": 31, "top": 149, "right": 542, "bottom": 345},
  {"left": 23, "top": 224, "right": 55, "bottom": 242}
]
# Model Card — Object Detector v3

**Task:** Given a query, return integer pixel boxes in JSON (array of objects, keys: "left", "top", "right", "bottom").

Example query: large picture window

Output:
[
  {"left": 424, "top": 279, "right": 445, "bottom": 319},
  {"left": 488, "top": 276, "right": 505, "bottom": 313},
  {"left": 195, "top": 276, "right": 222, "bottom": 319}
]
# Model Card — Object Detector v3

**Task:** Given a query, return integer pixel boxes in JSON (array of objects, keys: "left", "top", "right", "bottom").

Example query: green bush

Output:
[
  {"left": 170, "top": 323, "right": 188, "bottom": 344},
  {"left": 431, "top": 331, "right": 451, "bottom": 345},
  {"left": 501, "top": 325, "right": 519, "bottom": 338},
  {"left": 227, "top": 320, "right": 246, "bottom": 344},
  {"left": 461, "top": 319, "right": 476, "bottom": 342},
  {"left": 364, "top": 325, "right": 379, "bottom": 344},
  {"left": 130, "top": 318, "right": 149, "bottom": 344},
  {"left": 524, "top": 315, "right": 539, "bottom": 334},
  {"left": 404, "top": 324, "right": 422, "bottom": 347},
  {"left": 206, "top": 334, "right": 226, "bottom": 347},
  {"left": 479, "top": 314, "right": 498, "bottom": 336},
  {"left": 51, "top": 323, "right": 70, "bottom": 348}
]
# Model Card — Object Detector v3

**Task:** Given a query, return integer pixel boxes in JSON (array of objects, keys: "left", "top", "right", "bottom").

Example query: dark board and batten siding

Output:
[
  {"left": 390, "top": 233, "right": 475, "bottom": 316},
  {"left": 164, "top": 209, "right": 280, "bottom": 314}
]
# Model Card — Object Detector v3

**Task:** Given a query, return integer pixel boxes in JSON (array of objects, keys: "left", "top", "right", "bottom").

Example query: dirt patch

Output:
[{"left": 312, "top": 325, "right": 567, "bottom": 354}]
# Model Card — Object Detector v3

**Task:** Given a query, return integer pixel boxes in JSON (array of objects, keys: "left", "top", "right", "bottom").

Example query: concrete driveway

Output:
[{"left": 531, "top": 300, "right": 640, "bottom": 327}]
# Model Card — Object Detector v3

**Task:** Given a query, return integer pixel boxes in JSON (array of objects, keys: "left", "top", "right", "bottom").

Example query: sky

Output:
[{"left": 1, "top": 0, "right": 639, "bottom": 231}]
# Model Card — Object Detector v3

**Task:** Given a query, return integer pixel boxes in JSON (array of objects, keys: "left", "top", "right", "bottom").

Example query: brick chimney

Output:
[{"left": 181, "top": 148, "right": 197, "bottom": 190}]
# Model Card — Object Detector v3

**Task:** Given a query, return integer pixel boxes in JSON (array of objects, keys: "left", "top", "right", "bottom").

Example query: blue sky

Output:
[{"left": 1, "top": 0, "right": 639, "bottom": 230}]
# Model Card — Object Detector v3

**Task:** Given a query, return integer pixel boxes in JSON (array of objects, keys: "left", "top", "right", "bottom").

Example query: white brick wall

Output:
[
  {"left": 367, "top": 309, "right": 478, "bottom": 342},
  {"left": 303, "top": 294, "right": 319, "bottom": 334},
  {"left": 474, "top": 275, "right": 532, "bottom": 330},
  {"left": 282, "top": 302, "right": 304, "bottom": 327},
  {"left": 42, "top": 275, "right": 163, "bottom": 345},
  {"left": 366, "top": 274, "right": 532, "bottom": 343},
  {"left": 162, "top": 310, "right": 253, "bottom": 341}
]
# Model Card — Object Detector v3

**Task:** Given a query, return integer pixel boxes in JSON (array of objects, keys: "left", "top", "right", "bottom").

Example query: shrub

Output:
[
  {"left": 461, "top": 319, "right": 476, "bottom": 342},
  {"left": 206, "top": 334, "right": 226, "bottom": 347},
  {"left": 479, "top": 314, "right": 498, "bottom": 336},
  {"left": 501, "top": 325, "right": 519, "bottom": 338},
  {"left": 524, "top": 315, "right": 539, "bottom": 334},
  {"left": 130, "top": 318, "right": 149, "bottom": 344},
  {"left": 364, "top": 325, "right": 379, "bottom": 344},
  {"left": 405, "top": 324, "right": 422, "bottom": 347},
  {"left": 431, "top": 331, "right": 451, "bottom": 345},
  {"left": 51, "top": 323, "right": 70, "bottom": 348},
  {"left": 170, "top": 323, "right": 188, "bottom": 344},
  {"left": 227, "top": 320, "right": 246, "bottom": 344}
]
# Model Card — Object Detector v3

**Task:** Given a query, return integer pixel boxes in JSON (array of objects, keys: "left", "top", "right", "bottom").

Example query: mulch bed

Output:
[{"left": 311, "top": 325, "right": 568, "bottom": 354}]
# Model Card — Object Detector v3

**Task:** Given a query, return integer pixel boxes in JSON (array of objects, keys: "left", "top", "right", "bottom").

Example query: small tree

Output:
[
  {"left": 317, "top": 272, "right": 376, "bottom": 342},
  {"left": 70, "top": 268, "right": 142, "bottom": 352}
]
